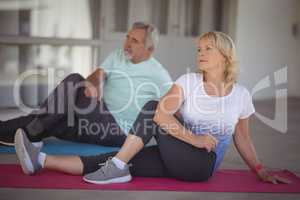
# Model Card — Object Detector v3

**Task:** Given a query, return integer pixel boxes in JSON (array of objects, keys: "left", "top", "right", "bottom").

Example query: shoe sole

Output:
[
  {"left": 14, "top": 129, "right": 34, "bottom": 175},
  {"left": 83, "top": 175, "right": 132, "bottom": 184},
  {"left": 0, "top": 140, "right": 14, "bottom": 146}
]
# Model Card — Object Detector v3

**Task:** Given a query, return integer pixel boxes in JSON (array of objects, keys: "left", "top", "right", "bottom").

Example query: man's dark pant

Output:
[{"left": 0, "top": 73, "right": 126, "bottom": 146}]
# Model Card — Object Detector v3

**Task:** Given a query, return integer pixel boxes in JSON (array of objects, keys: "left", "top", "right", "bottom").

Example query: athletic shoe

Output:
[
  {"left": 0, "top": 121, "right": 14, "bottom": 146},
  {"left": 83, "top": 159, "right": 132, "bottom": 184},
  {"left": 0, "top": 134, "right": 14, "bottom": 146},
  {"left": 14, "top": 128, "right": 42, "bottom": 175}
]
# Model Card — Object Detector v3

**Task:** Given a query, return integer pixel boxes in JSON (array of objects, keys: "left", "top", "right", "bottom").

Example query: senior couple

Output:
[{"left": 0, "top": 22, "right": 290, "bottom": 185}]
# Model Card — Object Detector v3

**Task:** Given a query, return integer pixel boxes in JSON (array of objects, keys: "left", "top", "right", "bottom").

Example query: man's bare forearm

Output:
[{"left": 86, "top": 68, "right": 106, "bottom": 97}]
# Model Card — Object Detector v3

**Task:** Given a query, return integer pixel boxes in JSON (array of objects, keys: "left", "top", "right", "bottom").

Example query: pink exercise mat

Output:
[{"left": 1, "top": 164, "right": 299, "bottom": 193}]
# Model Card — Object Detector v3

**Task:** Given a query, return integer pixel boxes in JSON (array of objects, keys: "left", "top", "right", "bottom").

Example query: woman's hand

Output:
[
  {"left": 256, "top": 168, "right": 292, "bottom": 184},
  {"left": 234, "top": 118, "right": 291, "bottom": 184},
  {"left": 193, "top": 134, "right": 218, "bottom": 152}
]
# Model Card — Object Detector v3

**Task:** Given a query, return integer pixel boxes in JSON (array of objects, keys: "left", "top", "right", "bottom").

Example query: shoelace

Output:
[
  {"left": 98, "top": 159, "right": 112, "bottom": 168},
  {"left": 98, "top": 158, "right": 133, "bottom": 170},
  {"left": 98, "top": 158, "right": 114, "bottom": 175}
]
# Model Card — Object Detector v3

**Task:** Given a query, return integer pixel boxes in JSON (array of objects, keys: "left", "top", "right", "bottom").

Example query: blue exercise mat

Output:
[{"left": 0, "top": 138, "right": 120, "bottom": 156}]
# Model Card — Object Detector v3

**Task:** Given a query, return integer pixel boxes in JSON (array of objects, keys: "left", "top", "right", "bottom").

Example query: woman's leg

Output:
[
  {"left": 121, "top": 100, "right": 217, "bottom": 182},
  {"left": 77, "top": 100, "right": 165, "bottom": 183},
  {"left": 113, "top": 100, "right": 159, "bottom": 163},
  {"left": 84, "top": 99, "right": 215, "bottom": 182},
  {"left": 41, "top": 146, "right": 169, "bottom": 177},
  {"left": 80, "top": 146, "right": 169, "bottom": 177},
  {"left": 155, "top": 131, "right": 216, "bottom": 182}
]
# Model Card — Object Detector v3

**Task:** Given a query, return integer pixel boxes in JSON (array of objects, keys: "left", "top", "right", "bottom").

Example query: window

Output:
[
  {"left": 150, "top": 0, "right": 169, "bottom": 35},
  {"left": 0, "top": 0, "right": 93, "bottom": 39},
  {"left": 167, "top": 0, "right": 223, "bottom": 37},
  {"left": 0, "top": 0, "right": 101, "bottom": 77},
  {"left": 0, "top": 0, "right": 101, "bottom": 107},
  {"left": 0, "top": 44, "right": 92, "bottom": 82},
  {"left": 184, "top": 0, "right": 201, "bottom": 36},
  {"left": 113, "top": 0, "right": 129, "bottom": 32},
  {"left": 102, "top": 0, "right": 169, "bottom": 36}
]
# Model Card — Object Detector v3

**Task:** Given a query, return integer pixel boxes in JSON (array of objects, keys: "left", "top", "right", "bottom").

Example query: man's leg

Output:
[
  {"left": 15, "top": 127, "right": 169, "bottom": 177},
  {"left": 0, "top": 114, "right": 37, "bottom": 145},
  {"left": 24, "top": 73, "right": 86, "bottom": 142},
  {"left": 22, "top": 80, "right": 126, "bottom": 146},
  {"left": 74, "top": 97, "right": 127, "bottom": 146},
  {"left": 0, "top": 73, "right": 85, "bottom": 144},
  {"left": 113, "top": 100, "right": 159, "bottom": 163},
  {"left": 44, "top": 155, "right": 83, "bottom": 175},
  {"left": 15, "top": 127, "right": 84, "bottom": 175}
]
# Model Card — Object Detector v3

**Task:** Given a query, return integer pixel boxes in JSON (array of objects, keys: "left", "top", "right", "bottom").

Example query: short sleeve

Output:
[
  {"left": 156, "top": 71, "right": 173, "bottom": 98},
  {"left": 239, "top": 88, "right": 255, "bottom": 119},
  {"left": 99, "top": 51, "right": 116, "bottom": 75},
  {"left": 174, "top": 73, "right": 197, "bottom": 99},
  {"left": 148, "top": 66, "right": 173, "bottom": 100}
]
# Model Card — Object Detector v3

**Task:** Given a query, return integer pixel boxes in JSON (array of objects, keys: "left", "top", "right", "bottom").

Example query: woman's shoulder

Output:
[
  {"left": 176, "top": 72, "right": 202, "bottom": 83},
  {"left": 233, "top": 83, "right": 252, "bottom": 96}
]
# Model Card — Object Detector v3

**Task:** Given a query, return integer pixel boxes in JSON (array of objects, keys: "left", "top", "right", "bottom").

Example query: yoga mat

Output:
[
  {"left": 0, "top": 138, "right": 120, "bottom": 156},
  {"left": 1, "top": 164, "right": 299, "bottom": 193}
]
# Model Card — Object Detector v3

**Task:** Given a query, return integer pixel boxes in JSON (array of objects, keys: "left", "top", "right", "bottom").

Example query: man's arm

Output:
[{"left": 85, "top": 68, "right": 106, "bottom": 99}]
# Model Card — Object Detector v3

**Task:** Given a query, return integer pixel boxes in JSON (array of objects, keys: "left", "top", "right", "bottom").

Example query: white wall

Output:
[
  {"left": 99, "top": 36, "right": 197, "bottom": 81},
  {"left": 235, "top": 0, "right": 300, "bottom": 99},
  {"left": 155, "top": 36, "right": 197, "bottom": 79}
]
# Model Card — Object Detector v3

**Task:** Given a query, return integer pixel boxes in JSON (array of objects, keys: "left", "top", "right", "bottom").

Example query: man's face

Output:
[{"left": 123, "top": 28, "right": 151, "bottom": 63}]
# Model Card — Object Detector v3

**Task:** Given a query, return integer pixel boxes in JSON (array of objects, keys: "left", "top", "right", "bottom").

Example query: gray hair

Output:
[{"left": 132, "top": 22, "right": 159, "bottom": 50}]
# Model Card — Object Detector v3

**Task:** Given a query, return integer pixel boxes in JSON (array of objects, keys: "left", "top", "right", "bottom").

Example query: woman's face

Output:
[{"left": 197, "top": 38, "right": 226, "bottom": 73}]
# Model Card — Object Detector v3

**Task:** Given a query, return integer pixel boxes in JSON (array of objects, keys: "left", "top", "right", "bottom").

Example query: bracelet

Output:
[{"left": 252, "top": 163, "right": 264, "bottom": 173}]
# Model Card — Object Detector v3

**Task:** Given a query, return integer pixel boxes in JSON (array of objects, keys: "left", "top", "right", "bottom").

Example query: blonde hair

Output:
[{"left": 198, "top": 31, "right": 239, "bottom": 87}]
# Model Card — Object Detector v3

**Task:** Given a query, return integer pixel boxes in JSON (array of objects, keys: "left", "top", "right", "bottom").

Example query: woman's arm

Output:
[
  {"left": 153, "top": 84, "right": 218, "bottom": 152},
  {"left": 234, "top": 118, "right": 291, "bottom": 184},
  {"left": 233, "top": 118, "right": 260, "bottom": 169}
]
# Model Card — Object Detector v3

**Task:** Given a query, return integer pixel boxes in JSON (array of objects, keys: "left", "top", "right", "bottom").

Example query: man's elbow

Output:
[
  {"left": 94, "top": 68, "right": 103, "bottom": 75},
  {"left": 94, "top": 68, "right": 106, "bottom": 79}
]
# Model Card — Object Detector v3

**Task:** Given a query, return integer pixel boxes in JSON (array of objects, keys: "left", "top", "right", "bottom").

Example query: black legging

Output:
[{"left": 80, "top": 101, "right": 216, "bottom": 182}]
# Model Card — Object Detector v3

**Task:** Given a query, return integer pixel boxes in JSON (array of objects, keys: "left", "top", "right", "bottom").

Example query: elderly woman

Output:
[{"left": 14, "top": 31, "right": 290, "bottom": 185}]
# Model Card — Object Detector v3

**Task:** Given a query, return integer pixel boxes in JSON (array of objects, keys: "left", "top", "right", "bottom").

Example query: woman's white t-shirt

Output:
[{"left": 175, "top": 73, "right": 255, "bottom": 171}]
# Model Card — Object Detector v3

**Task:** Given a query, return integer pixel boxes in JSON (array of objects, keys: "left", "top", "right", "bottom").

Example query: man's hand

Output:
[
  {"left": 85, "top": 68, "right": 106, "bottom": 99},
  {"left": 84, "top": 83, "right": 99, "bottom": 98}
]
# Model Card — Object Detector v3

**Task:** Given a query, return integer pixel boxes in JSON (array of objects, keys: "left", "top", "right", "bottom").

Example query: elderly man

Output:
[{"left": 0, "top": 22, "right": 172, "bottom": 182}]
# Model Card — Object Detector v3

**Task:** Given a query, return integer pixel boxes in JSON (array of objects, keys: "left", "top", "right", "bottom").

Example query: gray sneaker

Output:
[
  {"left": 14, "top": 128, "right": 42, "bottom": 175},
  {"left": 83, "top": 159, "right": 132, "bottom": 184}
]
